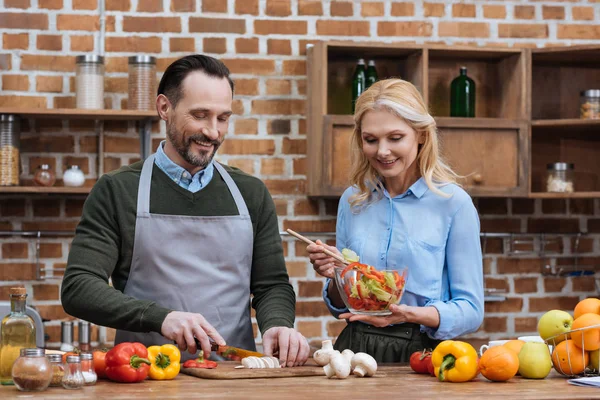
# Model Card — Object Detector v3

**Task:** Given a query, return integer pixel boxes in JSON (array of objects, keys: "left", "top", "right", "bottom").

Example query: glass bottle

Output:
[
  {"left": 47, "top": 354, "right": 65, "bottom": 387},
  {"left": 63, "top": 165, "right": 85, "bottom": 187},
  {"left": 62, "top": 355, "right": 84, "bottom": 390},
  {"left": 0, "top": 114, "right": 21, "bottom": 186},
  {"left": 79, "top": 353, "right": 97, "bottom": 385},
  {"left": 0, "top": 287, "right": 36, "bottom": 385},
  {"left": 128, "top": 55, "right": 157, "bottom": 111},
  {"left": 450, "top": 66, "right": 476, "bottom": 117},
  {"left": 351, "top": 58, "right": 366, "bottom": 114},
  {"left": 11, "top": 348, "right": 52, "bottom": 392},
  {"left": 76, "top": 55, "right": 105, "bottom": 109},
  {"left": 33, "top": 164, "right": 56, "bottom": 187},
  {"left": 365, "top": 60, "right": 378, "bottom": 89}
]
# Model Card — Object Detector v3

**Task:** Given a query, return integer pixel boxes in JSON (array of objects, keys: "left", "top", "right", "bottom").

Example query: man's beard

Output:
[{"left": 166, "top": 122, "right": 223, "bottom": 169}]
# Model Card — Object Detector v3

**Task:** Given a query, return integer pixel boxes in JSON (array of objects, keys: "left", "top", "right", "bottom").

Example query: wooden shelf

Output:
[
  {"left": 532, "top": 119, "right": 600, "bottom": 131},
  {"left": 436, "top": 117, "right": 521, "bottom": 129},
  {"left": 529, "top": 192, "right": 600, "bottom": 199},
  {"left": 0, "top": 107, "right": 159, "bottom": 121},
  {"left": 0, "top": 186, "right": 91, "bottom": 194}
]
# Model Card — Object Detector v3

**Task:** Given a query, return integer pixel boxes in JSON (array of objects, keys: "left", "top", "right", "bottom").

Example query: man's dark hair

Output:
[{"left": 157, "top": 54, "right": 235, "bottom": 108}]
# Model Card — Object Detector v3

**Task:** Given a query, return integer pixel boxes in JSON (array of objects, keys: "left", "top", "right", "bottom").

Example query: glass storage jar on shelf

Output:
[
  {"left": 128, "top": 55, "right": 157, "bottom": 111},
  {"left": 11, "top": 348, "right": 52, "bottom": 392},
  {"left": 0, "top": 114, "right": 21, "bottom": 186},
  {"left": 546, "top": 163, "right": 575, "bottom": 193},
  {"left": 33, "top": 164, "right": 56, "bottom": 187},
  {"left": 580, "top": 90, "right": 600, "bottom": 120},
  {"left": 76, "top": 55, "right": 105, "bottom": 109}
]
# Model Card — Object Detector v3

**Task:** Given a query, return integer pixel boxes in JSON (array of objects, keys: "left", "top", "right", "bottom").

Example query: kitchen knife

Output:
[{"left": 195, "top": 337, "right": 265, "bottom": 360}]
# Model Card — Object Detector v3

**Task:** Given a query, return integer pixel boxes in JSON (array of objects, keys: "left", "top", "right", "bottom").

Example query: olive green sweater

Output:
[{"left": 61, "top": 161, "right": 295, "bottom": 335}]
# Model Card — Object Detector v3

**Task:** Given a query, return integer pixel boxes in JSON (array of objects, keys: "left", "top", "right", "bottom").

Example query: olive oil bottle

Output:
[{"left": 0, "top": 287, "right": 36, "bottom": 385}]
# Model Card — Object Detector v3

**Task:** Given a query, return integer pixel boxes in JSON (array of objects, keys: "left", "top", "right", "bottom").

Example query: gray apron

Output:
[{"left": 115, "top": 154, "right": 255, "bottom": 360}]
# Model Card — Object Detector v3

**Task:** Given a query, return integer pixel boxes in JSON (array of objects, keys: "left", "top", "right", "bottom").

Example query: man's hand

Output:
[
  {"left": 262, "top": 327, "right": 310, "bottom": 367},
  {"left": 161, "top": 311, "right": 225, "bottom": 356}
]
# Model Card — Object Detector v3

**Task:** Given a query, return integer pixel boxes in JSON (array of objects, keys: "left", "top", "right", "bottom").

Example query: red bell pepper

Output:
[{"left": 105, "top": 342, "right": 152, "bottom": 383}]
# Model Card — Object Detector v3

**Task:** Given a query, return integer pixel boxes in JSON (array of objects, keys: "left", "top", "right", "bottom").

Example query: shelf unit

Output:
[
  {"left": 0, "top": 108, "right": 159, "bottom": 195},
  {"left": 307, "top": 41, "right": 600, "bottom": 198}
]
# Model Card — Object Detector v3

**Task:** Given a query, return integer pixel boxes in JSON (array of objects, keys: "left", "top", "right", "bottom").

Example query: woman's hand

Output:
[
  {"left": 338, "top": 304, "right": 414, "bottom": 327},
  {"left": 306, "top": 240, "right": 345, "bottom": 279}
]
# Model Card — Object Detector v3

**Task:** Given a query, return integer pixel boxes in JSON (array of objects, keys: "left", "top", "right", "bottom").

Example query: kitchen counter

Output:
[{"left": 1, "top": 365, "right": 599, "bottom": 399}]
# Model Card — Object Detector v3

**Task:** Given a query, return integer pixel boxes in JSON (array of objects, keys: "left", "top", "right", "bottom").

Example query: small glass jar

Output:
[
  {"left": 580, "top": 90, "right": 600, "bottom": 120},
  {"left": 46, "top": 354, "right": 65, "bottom": 387},
  {"left": 33, "top": 164, "right": 56, "bottom": 187},
  {"left": 0, "top": 114, "right": 21, "bottom": 186},
  {"left": 63, "top": 165, "right": 85, "bottom": 187},
  {"left": 546, "top": 163, "right": 574, "bottom": 193},
  {"left": 76, "top": 54, "right": 105, "bottom": 109},
  {"left": 128, "top": 55, "right": 157, "bottom": 111},
  {"left": 62, "top": 355, "right": 84, "bottom": 390},
  {"left": 79, "top": 353, "right": 97, "bottom": 386},
  {"left": 11, "top": 348, "right": 52, "bottom": 392}
]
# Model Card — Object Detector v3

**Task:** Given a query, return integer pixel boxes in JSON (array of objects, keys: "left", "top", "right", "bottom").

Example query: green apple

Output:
[
  {"left": 537, "top": 310, "right": 573, "bottom": 344},
  {"left": 518, "top": 342, "right": 553, "bottom": 379}
]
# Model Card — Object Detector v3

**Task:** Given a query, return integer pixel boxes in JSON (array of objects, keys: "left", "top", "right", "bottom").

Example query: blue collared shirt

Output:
[
  {"left": 323, "top": 177, "right": 484, "bottom": 340},
  {"left": 154, "top": 140, "right": 214, "bottom": 193}
]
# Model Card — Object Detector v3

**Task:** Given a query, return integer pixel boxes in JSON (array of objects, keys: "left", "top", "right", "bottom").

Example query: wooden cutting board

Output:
[{"left": 181, "top": 361, "right": 325, "bottom": 380}]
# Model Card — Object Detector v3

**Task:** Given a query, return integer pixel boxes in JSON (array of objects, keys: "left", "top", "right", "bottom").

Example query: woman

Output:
[{"left": 307, "top": 79, "right": 484, "bottom": 363}]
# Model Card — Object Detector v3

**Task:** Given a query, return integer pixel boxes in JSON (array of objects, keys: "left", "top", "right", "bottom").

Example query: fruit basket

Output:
[{"left": 544, "top": 323, "right": 600, "bottom": 377}]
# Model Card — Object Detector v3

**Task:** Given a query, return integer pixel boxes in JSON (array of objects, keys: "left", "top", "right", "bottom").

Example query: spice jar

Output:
[
  {"left": 0, "top": 114, "right": 21, "bottom": 186},
  {"left": 546, "top": 163, "right": 574, "bottom": 193},
  {"left": 79, "top": 353, "right": 97, "bottom": 385},
  {"left": 580, "top": 90, "right": 600, "bottom": 119},
  {"left": 11, "top": 348, "right": 52, "bottom": 392},
  {"left": 76, "top": 54, "right": 105, "bottom": 109},
  {"left": 128, "top": 55, "right": 157, "bottom": 110},
  {"left": 63, "top": 165, "right": 85, "bottom": 187},
  {"left": 33, "top": 164, "right": 56, "bottom": 187},
  {"left": 62, "top": 355, "right": 84, "bottom": 390},
  {"left": 46, "top": 354, "right": 65, "bottom": 387}
]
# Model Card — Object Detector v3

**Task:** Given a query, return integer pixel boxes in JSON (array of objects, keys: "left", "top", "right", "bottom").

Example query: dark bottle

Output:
[
  {"left": 450, "top": 66, "right": 476, "bottom": 117},
  {"left": 365, "top": 60, "right": 378, "bottom": 89},
  {"left": 351, "top": 58, "right": 366, "bottom": 114}
]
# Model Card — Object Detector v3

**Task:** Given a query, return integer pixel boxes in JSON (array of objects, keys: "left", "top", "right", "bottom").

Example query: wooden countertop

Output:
[{"left": 1, "top": 365, "right": 599, "bottom": 399}]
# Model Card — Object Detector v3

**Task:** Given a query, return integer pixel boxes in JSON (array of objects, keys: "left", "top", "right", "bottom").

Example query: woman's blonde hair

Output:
[{"left": 349, "top": 78, "right": 459, "bottom": 208}]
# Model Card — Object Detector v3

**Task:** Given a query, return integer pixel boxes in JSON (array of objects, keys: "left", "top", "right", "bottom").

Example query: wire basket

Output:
[{"left": 544, "top": 323, "right": 600, "bottom": 377}]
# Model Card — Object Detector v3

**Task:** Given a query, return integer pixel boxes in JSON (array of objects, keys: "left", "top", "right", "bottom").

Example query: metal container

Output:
[
  {"left": 0, "top": 114, "right": 21, "bottom": 186},
  {"left": 128, "top": 55, "right": 157, "bottom": 110}
]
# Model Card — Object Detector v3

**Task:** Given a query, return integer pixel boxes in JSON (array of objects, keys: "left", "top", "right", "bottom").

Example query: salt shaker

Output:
[
  {"left": 79, "top": 353, "right": 97, "bottom": 386},
  {"left": 62, "top": 355, "right": 84, "bottom": 390},
  {"left": 63, "top": 165, "right": 85, "bottom": 187}
]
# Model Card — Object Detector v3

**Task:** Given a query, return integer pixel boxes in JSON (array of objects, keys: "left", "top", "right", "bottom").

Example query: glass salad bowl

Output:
[{"left": 334, "top": 264, "right": 408, "bottom": 316}]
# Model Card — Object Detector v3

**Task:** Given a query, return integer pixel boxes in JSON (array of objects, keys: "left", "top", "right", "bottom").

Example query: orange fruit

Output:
[
  {"left": 478, "top": 346, "right": 519, "bottom": 382},
  {"left": 571, "top": 313, "right": 600, "bottom": 351},
  {"left": 503, "top": 340, "right": 525, "bottom": 356},
  {"left": 551, "top": 339, "right": 589, "bottom": 375},
  {"left": 574, "top": 298, "right": 600, "bottom": 319}
]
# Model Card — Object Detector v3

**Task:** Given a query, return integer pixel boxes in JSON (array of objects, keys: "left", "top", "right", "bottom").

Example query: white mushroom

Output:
[
  {"left": 240, "top": 356, "right": 282, "bottom": 369},
  {"left": 323, "top": 351, "right": 351, "bottom": 379},
  {"left": 341, "top": 349, "right": 355, "bottom": 368},
  {"left": 350, "top": 352, "right": 378, "bottom": 377},
  {"left": 312, "top": 339, "right": 335, "bottom": 366}
]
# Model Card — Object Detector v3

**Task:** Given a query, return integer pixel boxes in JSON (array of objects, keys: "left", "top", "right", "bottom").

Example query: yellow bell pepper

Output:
[
  {"left": 431, "top": 340, "right": 479, "bottom": 383},
  {"left": 147, "top": 344, "right": 181, "bottom": 380}
]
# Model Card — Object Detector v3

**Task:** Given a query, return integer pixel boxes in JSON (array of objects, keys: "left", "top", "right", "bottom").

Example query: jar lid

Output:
[
  {"left": 20, "top": 348, "right": 45, "bottom": 357},
  {"left": 66, "top": 355, "right": 81, "bottom": 363},
  {"left": 47, "top": 354, "right": 62, "bottom": 362},
  {"left": 68, "top": 165, "right": 80, "bottom": 170},
  {"left": 76, "top": 54, "right": 104, "bottom": 64},
  {"left": 79, "top": 353, "right": 93, "bottom": 360},
  {"left": 547, "top": 162, "right": 574, "bottom": 171},
  {"left": 580, "top": 89, "right": 600, "bottom": 97},
  {"left": 40, "top": 164, "right": 51, "bottom": 169},
  {"left": 0, "top": 114, "right": 19, "bottom": 122},
  {"left": 128, "top": 55, "right": 156, "bottom": 65}
]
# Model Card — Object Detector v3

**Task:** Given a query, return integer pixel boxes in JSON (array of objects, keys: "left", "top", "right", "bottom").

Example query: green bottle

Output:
[
  {"left": 351, "top": 58, "right": 366, "bottom": 114},
  {"left": 365, "top": 60, "right": 378, "bottom": 89},
  {"left": 450, "top": 66, "right": 475, "bottom": 117}
]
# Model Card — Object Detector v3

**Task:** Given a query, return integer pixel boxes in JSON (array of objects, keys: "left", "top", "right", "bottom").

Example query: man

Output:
[{"left": 61, "top": 54, "right": 310, "bottom": 366}]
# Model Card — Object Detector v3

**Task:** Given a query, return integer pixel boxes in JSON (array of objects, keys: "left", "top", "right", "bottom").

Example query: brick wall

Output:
[{"left": 1, "top": 0, "right": 599, "bottom": 349}]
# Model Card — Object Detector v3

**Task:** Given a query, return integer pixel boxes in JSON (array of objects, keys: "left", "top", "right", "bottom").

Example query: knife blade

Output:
[{"left": 194, "top": 337, "right": 265, "bottom": 360}]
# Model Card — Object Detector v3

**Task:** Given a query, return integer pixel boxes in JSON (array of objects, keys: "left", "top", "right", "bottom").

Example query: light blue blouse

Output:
[
  {"left": 154, "top": 140, "right": 214, "bottom": 193},
  {"left": 323, "top": 177, "right": 484, "bottom": 340}
]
